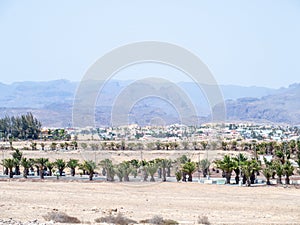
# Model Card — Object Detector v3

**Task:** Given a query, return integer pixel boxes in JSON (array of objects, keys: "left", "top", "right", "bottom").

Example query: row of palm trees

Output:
[
  {"left": 215, "top": 147, "right": 299, "bottom": 186},
  {"left": 7, "top": 139, "right": 300, "bottom": 155},
  {"left": 2, "top": 148, "right": 299, "bottom": 185},
  {"left": 1, "top": 149, "right": 211, "bottom": 182}
]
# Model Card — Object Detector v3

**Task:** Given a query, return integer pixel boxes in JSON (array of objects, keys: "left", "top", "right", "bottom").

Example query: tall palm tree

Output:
[
  {"left": 147, "top": 161, "right": 158, "bottom": 182},
  {"left": 40, "top": 142, "right": 45, "bottom": 151},
  {"left": 118, "top": 161, "right": 132, "bottom": 182},
  {"left": 115, "top": 164, "right": 124, "bottom": 182},
  {"left": 283, "top": 161, "right": 294, "bottom": 185},
  {"left": 35, "top": 158, "right": 49, "bottom": 179},
  {"left": 11, "top": 149, "right": 22, "bottom": 175},
  {"left": 67, "top": 159, "right": 79, "bottom": 176},
  {"left": 1, "top": 158, "right": 15, "bottom": 178},
  {"left": 83, "top": 160, "right": 96, "bottom": 181},
  {"left": 182, "top": 161, "right": 197, "bottom": 182},
  {"left": 21, "top": 158, "right": 33, "bottom": 178},
  {"left": 272, "top": 160, "right": 283, "bottom": 184},
  {"left": 233, "top": 153, "right": 247, "bottom": 184},
  {"left": 50, "top": 142, "right": 57, "bottom": 151},
  {"left": 99, "top": 159, "right": 115, "bottom": 181},
  {"left": 157, "top": 158, "right": 168, "bottom": 182},
  {"left": 198, "top": 159, "right": 210, "bottom": 178},
  {"left": 45, "top": 161, "right": 54, "bottom": 176},
  {"left": 55, "top": 159, "right": 66, "bottom": 176},
  {"left": 215, "top": 155, "right": 235, "bottom": 184},
  {"left": 241, "top": 159, "right": 261, "bottom": 186}
]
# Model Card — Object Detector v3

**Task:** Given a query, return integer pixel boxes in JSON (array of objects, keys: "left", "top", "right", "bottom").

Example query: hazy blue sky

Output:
[{"left": 0, "top": 0, "right": 299, "bottom": 88}]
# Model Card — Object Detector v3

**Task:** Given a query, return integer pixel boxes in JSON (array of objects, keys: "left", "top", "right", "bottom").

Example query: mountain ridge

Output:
[{"left": 0, "top": 79, "right": 299, "bottom": 126}]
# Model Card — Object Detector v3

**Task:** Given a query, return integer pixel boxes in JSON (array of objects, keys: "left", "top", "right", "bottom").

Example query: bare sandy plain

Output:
[
  {"left": 0, "top": 180, "right": 300, "bottom": 224},
  {"left": 1, "top": 149, "right": 300, "bottom": 224}
]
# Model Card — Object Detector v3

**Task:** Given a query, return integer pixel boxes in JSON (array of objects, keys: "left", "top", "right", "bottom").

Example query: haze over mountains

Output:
[{"left": 0, "top": 79, "right": 299, "bottom": 127}]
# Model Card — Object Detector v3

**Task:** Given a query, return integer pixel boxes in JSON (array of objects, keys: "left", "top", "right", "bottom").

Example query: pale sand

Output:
[{"left": 0, "top": 181, "right": 299, "bottom": 224}]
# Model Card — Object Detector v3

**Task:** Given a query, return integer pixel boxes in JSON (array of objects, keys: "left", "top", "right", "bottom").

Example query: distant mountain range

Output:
[{"left": 0, "top": 79, "right": 299, "bottom": 127}]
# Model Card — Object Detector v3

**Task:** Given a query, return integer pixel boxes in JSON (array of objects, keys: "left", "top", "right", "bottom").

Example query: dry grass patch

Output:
[
  {"left": 139, "top": 215, "right": 179, "bottom": 225},
  {"left": 43, "top": 211, "right": 81, "bottom": 223},
  {"left": 197, "top": 215, "right": 211, "bottom": 225},
  {"left": 95, "top": 212, "right": 137, "bottom": 225}
]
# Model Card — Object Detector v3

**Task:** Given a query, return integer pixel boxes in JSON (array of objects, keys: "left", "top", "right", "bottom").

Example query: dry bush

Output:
[
  {"left": 140, "top": 215, "right": 178, "bottom": 225},
  {"left": 43, "top": 211, "right": 81, "bottom": 223},
  {"left": 95, "top": 212, "right": 137, "bottom": 225},
  {"left": 197, "top": 215, "right": 210, "bottom": 225}
]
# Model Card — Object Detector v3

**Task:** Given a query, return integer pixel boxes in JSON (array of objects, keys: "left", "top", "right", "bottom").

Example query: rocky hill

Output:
[
  {"left": 226, "top": 83, "right": 300, "bottom": 125},
  {"left": 0, "top": 79, "right": 299, "bottom": 126}
]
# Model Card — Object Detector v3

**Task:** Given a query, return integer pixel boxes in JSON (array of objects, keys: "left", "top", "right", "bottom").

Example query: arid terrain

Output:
[
  {"left": 0, "top": 181, "right": 300, "bottom": 224},
  {"left": 1, "top": 149, "right": 300, "bottom": 224}
]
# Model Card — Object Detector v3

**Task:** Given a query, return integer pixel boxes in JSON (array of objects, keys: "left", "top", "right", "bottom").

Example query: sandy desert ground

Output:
[{"left": 0, "top": 180, "right": 300, "bottom": 225}]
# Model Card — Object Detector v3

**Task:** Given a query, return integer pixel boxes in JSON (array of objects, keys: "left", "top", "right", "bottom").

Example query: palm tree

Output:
[
  {"left": 199, "top": 159, "right": 210, "bottom": 178},
  {"left": 64, "top": 142, "right": 69, "bottom": 150},
  {"left": 21, "top": 158, "right": 32, "bottom": 178},
  {"left": 35, "top": 158, "right": 49, "bottom": 179},
  {"left": 40, "top": 142, "right": 45, "bottom": 150},
  {"left": 115, "top": 164, "right": 124, "bottom": 182},
  {"left": 200, "top": 141, "right": 208, "bottom": 150},
  {"left": 129, "top": 159, "right": 139, "bottom": 178},
  {"left": 262, "top": 166, "right": 273, "bottom": 185},
  {"left": 139, "top": 160, "right": 148, "bottom": 181},
  {"left": 215, "top": 155, "right": 235, "bottom": 184},
  {"left": 165, "top": 159, "right": 173, "bottom": 177},
  {"left": 182, "top": 161, "right": 197, "bottom": 182},
  {"left": 30, "top": 142, "right": 37, "bottom": 150},
  {"left": 50, "top": 142, "right": 57, "bottom": 151},
  {"left": 272, "top": 160, "right": 283, "bottom": 184},
  {"left": 155, "top": 141, "right": 162, "bottom": 150},
  {"left": 283, "top": 161, "right": 294, "bottom": 185},
  {"left": 83, "top": 160, "right": 96, "bottom": 181},
  {"left": 192, "top": 141, "right": 199, "bottom": 150},
  {"left": 157, "top": 159, "right": 168, "bottom": 182},
  {"left": 233, "top": 153, "right": 248, "bottom": 184},
  {"left": 118, "top": 161, "right": 132, "bottom": 182},
  {"left": 241, "top": 159, "right": 261, "bottom": 186},
  {"left": 59, "top": 143, "right": 65, "bottom": 150},
  {"left": 164, "top": 142, "right": 170, "bottom": 150},
  {"left": 1, "top": 158, "right": 15, "bottom": 178},
  {"left": 45, "top": 161, "right": 54, "bottom": 176},
  {"left": 55, "top": 159, "right": 66, "bottom": 176},
  {"left": 99, "top": 159, "right": 115, "bottom": 181},
  {"left": 11, "top": 149, "right": 22, "bottom": 175},
  {"left": 67, "top": 159, "right": 79, "bottom": 176},
  {"left": 147, "top": 162, "right": 158, "bottom": 182}
]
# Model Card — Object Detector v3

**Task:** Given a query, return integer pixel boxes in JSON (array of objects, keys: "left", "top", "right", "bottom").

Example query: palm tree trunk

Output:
[
  {"left": 285, "top": 175, "right": 290, "bottom": 185},
  {"left": 89, "top": 173, "right": 93, "bottom": 181},
  {"left": 225, "top": 172, "right": 231, "bottom": 184},
  {"left": 4, "top": 167, "right": 8, "bottom": 175},
  {"left": 167, "top": 167, "right": 171, "bottom": 177},
  {"left": 188, "top": 173, "right": 193, "bottom": 182},
  {"left": 23, "top": 169, "right": 28, "bottom": 178},
  {"left": 235, "top": 175, "right": 239, "bottom": 184},
  {"left": 246, "top": 178, "right": 251, "bottom": 187},
  {"left": 9, "top": 168, "right": 13, "bottom": 178},
  {"left": 71, "top": 168, "right": 75, "bottom": 176},
  {"left": 162, "top": 167, "right": 166, "bottom": 182},
  {"left": 158, "top": 168, "right": 162, "bottom": 178},
  {"left": 150, "top": 175, "right": 155, "bottom": 182},
  {"left": 40, "top": 167, "right": 44, "bottom": 179},
  {"left": 124, "top": 175, "right": 129, "bottom": 182}
]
